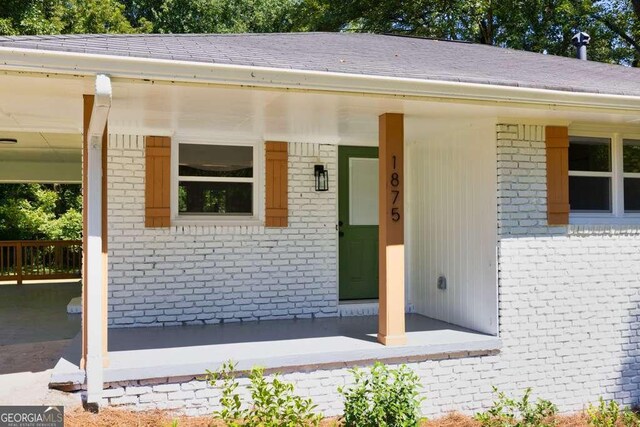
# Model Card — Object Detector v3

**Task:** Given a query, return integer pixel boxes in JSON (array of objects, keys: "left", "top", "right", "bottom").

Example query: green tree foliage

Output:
[
  {"left": 298, "top": 0, "right": 640, "bottom": 65},
  {"left": 153, "top": 0, "right": 298, "bottom": 33},
  {"left": 1, "top": 1, "right": 639, "bottom": 60},
  {"left": 0, "top": 0, "right": 138, "bottom": 35},
  {"left": 104, "top": 0, "right": 298, "bottom": 33},
  {"left": 0, "top": 184, "right": 82, "bottom": 241}
]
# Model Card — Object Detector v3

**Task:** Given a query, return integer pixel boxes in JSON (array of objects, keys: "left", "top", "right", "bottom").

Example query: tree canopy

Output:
[{"left": 0, "top": 1, "right": 638, "bottom": 65}]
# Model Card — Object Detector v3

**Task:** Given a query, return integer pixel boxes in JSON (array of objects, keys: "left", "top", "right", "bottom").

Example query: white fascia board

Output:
[{"left": 2, "top": 46, "right": 640, "bottom": 112}]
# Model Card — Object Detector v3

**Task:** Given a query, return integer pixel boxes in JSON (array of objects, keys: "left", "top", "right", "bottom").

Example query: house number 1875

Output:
[{"left": 391, "top": 155, "right": 400, "bottom": 222}]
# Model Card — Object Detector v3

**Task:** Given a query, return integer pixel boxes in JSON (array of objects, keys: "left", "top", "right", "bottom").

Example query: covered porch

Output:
[
  {"left": 50, "top": 313, "right": 500, "bottom": 388},
  {"left": 0, "top": 66, "right": 555, "bottom": 405},
  {"left": 3, "top": 64, "right": 633, "bottom": 406}
]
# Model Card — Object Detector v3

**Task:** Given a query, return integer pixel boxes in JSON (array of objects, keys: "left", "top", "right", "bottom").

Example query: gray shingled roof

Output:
[{"left": 1, "top": 32, "right": 639, "bottom": 97}]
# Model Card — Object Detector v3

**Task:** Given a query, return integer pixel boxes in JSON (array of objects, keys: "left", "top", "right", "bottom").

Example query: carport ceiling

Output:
[{"left": 0, "top": 132, "right": 80, "bottom": 163}]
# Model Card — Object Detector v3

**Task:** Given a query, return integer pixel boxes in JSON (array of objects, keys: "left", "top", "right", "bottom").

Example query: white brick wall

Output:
[
  {"left": 495, "top": 123, "right": 640, "bottom": 410},
  {"left": 103, "top": 124, "right": 639, "bottom": 417},
  {"left": 107, "top": 135, "right": 338, "bottom": 326}
]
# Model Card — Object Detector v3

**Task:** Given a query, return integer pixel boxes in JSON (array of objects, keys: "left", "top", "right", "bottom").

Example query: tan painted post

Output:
[{"left": 378, "top": 113, "right": 406, "bottom": 346}]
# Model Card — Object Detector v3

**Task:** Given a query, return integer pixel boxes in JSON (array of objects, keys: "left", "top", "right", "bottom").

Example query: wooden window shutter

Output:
[
  {"left": 265, "top": 141, "right": 288, "bottom": 227},
  {"left": 145, "top": 136, "right": 171, "bottom": 227},
  {"left": 546, "top": 126, "right": 570, "bottom": 225}
]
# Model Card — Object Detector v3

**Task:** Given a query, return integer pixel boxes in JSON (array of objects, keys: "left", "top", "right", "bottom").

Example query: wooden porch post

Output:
[{"left": 378, "top": 113, "right": 406, "bottom": 346}]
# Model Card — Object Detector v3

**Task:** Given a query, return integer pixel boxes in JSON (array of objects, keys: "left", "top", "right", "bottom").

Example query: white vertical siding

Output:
[{"left": 406, "top": 118, "right": 497, "bottom": 335}]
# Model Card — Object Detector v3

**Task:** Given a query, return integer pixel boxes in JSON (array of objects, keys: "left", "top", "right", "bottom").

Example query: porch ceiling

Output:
[
  {"left": 109, "top": 79, "right": 640, "bottom": 145},
  {"left": 0, "top": 72, "right": 639, "bottom": 149},
  {"left": 0, "top": 130, "right": 81, "bottom": 183},
  {"left": 0, "top": 131, "right": 80, "bottom": 162}
]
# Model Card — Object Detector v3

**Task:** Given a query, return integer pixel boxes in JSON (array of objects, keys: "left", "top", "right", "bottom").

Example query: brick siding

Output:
[
  {"left": 107, "top": 135, "right": 338, "bottom": 326},
  {"left": 103, "top": 125, "right": 640, "bottom": 416}
]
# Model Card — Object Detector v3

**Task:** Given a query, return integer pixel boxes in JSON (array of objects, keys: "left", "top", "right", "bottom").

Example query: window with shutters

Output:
[
  {"left": 569, "top": 129, "right": 640, "bottom": 223},
  {"left": 172, "top": 140, "right": 262, "bottom": 223}
]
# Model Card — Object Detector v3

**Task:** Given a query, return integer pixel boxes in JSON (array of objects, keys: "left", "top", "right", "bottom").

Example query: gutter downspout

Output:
[{"left": 85, "top": 73, "right": 111, "bottom": 408}]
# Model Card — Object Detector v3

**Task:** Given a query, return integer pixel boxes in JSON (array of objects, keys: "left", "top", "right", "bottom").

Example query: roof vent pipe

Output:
[{"left": 572, "top": 32, "right": 591, "bottom": 60}]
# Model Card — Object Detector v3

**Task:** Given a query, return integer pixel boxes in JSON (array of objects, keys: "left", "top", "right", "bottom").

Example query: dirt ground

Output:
[{"left": 65, "top": 408, "right": 592, "bottom": 427}]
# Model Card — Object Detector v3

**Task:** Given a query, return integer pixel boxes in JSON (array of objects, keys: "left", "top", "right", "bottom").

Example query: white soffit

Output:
[
  {"left": 0, "top": 72, "right": 639, "bottom": 148},
  {"left": 109, "top": 80, "right": 640, "bottom": 145}
]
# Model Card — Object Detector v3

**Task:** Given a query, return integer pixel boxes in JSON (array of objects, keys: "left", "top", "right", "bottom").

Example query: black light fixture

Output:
[
  {"left": 0, "top": 138, "right": 17, "bottom": 144},
  {"left": 314, "top": 164, "right": 329, "bottom": 191}
]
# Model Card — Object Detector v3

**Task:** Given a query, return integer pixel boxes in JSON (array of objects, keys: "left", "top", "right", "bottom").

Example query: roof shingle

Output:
[{"left": 0, "top": 32, "right": 639, "bottom": 97}]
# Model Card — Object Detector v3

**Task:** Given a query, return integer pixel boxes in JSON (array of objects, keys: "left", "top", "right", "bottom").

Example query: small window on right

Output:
[
  {"left": 568, "top": 131, "right": 640, "bottom": 221},
  {"left": 568, "top": 136, "right": 612, "bottom": 213},
  {"left": 623, "top": 139, "right": 640, "bottom": 213}
]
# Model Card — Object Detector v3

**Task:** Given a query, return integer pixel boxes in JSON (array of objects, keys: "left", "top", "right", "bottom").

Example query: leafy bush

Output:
[
  {"left": 338, "top": 362, "right": 423, "bottom": 427},
  {"left": 586, "top": 398, "right": 640, "bottom": 427},
  {"left": 474, "top": 387, "right": 558, "bottom": 427},
  {"left": 587, "top": 398, "right": 620, "bottom": 427},
  {"left": 205, "top": 361, "right": 322, "bottom": 427},
  {"left": 622, "top": 408, "right": 640, "bottom": 427}
]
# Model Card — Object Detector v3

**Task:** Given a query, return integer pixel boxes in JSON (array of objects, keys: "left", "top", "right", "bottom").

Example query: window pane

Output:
[
  {"left": 624, "top": 178, "right": 640, "bottom": 212},
  {"left": 569, "top": 176, "right": 611, "bottom": 212},
  {"left": 569, "top": 136, "right": 611, "bottom": 172},
  {"left": 179, "top": 182, "right": 252, "bottom": 214},
  {"left": 179, "top": 144, "right": 253, "bottom": 177},
  {"left": 623, "top": 139, "right": 640, "bottom": 173}
]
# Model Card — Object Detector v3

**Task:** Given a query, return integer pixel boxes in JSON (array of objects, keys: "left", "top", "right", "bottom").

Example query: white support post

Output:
[
  {"left": 83, "top": 74, "right": 111, "bottom": 408},
  {"left": 85, "top": 131, "right": 104, "bottom": 405}
]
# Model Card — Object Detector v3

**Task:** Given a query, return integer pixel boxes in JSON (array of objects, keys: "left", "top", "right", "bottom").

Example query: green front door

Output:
[{"left": 338, "top": 146, "right": 379, "bottom": 300}]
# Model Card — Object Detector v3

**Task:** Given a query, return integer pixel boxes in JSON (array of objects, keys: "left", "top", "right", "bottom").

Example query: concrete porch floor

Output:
[
  {"left": 0, "top": 281, "right": 82, "bottom": 408},
  {"left": 51, "top": 314, "right": 501, "bottom": 387}
]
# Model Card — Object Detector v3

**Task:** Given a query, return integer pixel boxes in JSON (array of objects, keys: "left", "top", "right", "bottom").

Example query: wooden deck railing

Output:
[{"left": 0, "top": 240, "right": 82, "bottom": 284}]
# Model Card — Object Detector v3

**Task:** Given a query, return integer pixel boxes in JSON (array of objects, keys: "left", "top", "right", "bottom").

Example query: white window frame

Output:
[
  {"left": 569, "top": 128, "right": 640, "bottom": 224},
  {"left": 171, "top": 137, "right": 264, "bottom": 226},
  {"left": 622, "top": 138, "right": 640, "bottom": 215}
]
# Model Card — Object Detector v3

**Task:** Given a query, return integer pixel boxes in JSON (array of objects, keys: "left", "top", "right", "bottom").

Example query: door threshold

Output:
[
  {"left": 339, "top": 299, "right": 379, "bottom": 305},
  {"left": 339, "top": 300, "right": 379, "bottom": 317}
]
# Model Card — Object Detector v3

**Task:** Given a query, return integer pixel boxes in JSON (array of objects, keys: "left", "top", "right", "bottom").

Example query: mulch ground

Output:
[{"left": 65, "top": 408, "right": 593, "bottom": 427}]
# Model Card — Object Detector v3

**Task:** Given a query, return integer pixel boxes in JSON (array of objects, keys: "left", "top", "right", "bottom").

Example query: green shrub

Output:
[
  {"left": 586, "top": 397, "right": 640, "bottom": 427},
  {"left": 622, "top": 407, "right": 640, "bottom": 427},
  {"left": 338, "top": 362, "right": 423, "bottom": 427},
  {"left": 205, "top": 361, "right": 322, "bottom": 427},
  {"left": 587, "top": 398, "right": 620, "bottom": 427},
  {"left": 474, "top": 387, "right": 558, "bottom": 427}
]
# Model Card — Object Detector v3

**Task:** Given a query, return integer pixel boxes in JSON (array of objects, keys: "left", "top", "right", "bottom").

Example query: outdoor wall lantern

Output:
[{"left": 314, "top": 165, "right": 329, "bottom": 191}]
